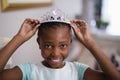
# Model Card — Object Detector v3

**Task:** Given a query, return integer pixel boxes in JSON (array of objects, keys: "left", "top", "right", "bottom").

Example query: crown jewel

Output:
[{"left": 40, "top": 8, "right": 70, "bottom": 24}]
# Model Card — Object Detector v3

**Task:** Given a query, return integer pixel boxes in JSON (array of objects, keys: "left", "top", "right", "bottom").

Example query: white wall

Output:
[{"left": 0, "top": 0, "right": 82, "bottom": 66}]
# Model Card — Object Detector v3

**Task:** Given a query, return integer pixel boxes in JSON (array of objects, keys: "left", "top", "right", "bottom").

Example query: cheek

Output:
[
  {"left": 62, "top": 47, "right": 70, "bottom": 58},
  {"left": 41, "top": 49, "right": 51, "bottom": 58}
]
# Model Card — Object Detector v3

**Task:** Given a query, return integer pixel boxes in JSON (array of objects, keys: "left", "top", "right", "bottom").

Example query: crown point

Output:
[{"left": 40, "top": 8, "right": 70, "bottom": 24}]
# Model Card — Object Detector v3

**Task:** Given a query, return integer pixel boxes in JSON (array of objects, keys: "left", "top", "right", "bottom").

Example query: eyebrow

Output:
[
  {"left": 43, "top": 40, "right": 70, "bottom": 44},
  {"left": 59, "top": 41, "right": 69, "bottom": 44}
]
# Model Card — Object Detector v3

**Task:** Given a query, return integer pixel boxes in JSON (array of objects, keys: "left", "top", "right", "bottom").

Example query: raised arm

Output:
[
  {"left": 70, "top": 19, "right": 120, "bottom": 80},
  {"left": 0, "top": 18, "right": 40, "bottom": 80}
]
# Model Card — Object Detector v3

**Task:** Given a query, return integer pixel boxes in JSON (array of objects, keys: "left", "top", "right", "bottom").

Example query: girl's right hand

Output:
[{"left": 17, "top": 18, "right": 40, "bottom": 41}]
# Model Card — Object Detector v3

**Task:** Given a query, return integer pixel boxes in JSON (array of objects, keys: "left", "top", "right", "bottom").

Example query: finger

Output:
[
  {"left": 34, "top": 19, "right": 40, "bottom": 24},
  {"left": 24, "top": 18, "right": 31, "bottom": 24},
  {"left": 71, "top": 20, "right": 81, "bottom": 30},
  {"left": 74, "top": 20, "right": 88, "bottom": 31},
  {"left": 30, "top": 22, "right": 36, "bottom": 27},
  {"left": 36, "top": 23, "right": 41, "bottom": 28},
  {"left": 26, "top": 19, "right": 37, "bottom": 27},
  {"left": 32, "top": 23, "right": 41, "bottom": 33},
  {"left": 31, "top": 19, "right": 40, "bottom": 27},
  {"left": 76, "top": 20, "right": 88, "bottom": 27},
  {"left": 70, "top": 21, "right": 83, "bottom": 40},
  {"left": 70, "top": 21, "right": 80, "bottom": 33},
  {"left": 24, "top": 18, "right": 34, "bottom": 28},
  {"left": 30, "top": 19, "right": 39, "bottom": 23}
]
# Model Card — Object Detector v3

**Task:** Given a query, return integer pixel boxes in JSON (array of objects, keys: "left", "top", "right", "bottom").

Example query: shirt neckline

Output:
[{"left": 40, "top": 61, "right": 68, "bottom": 70}]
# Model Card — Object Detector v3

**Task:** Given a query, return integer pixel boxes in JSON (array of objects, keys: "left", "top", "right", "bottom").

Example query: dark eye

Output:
[
  {"left": 60, "top": 44, "right": 67, "bottom": 49},
  {"left": 45, "top": 44, "right": 53, "bottom": 49}
]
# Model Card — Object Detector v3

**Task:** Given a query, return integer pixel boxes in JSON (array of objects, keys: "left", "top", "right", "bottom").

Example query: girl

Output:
[{"left": 0, "top": 10, "right": 120, "bottom": 80}]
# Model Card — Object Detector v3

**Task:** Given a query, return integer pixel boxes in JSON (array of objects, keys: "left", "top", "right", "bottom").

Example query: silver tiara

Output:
[{"left": 40, "top": 8, "right": 70, "bottom": 24}]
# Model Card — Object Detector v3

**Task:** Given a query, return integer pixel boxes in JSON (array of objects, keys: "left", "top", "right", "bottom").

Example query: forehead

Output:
[
  {"left": 42, "top": 26, "right": 70, "bottom": 37},
  {"left": 39, "top": 22, "right": 71, "bottom": 34},
  {"left": 37, "top": 22, "right": 71, "bottom": 42},
  {"left": 40, "top": 27, "right": 71, "bottom": 43}
]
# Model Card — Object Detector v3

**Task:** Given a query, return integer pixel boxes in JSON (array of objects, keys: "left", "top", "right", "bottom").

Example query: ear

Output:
[{"left": 37, "top": 38, "right": 41, "bottom": 49}]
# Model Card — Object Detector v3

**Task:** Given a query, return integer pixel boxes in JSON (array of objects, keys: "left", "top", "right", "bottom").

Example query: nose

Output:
[{"left": 52, "top": 47, "right": 60, "bottom": 56}]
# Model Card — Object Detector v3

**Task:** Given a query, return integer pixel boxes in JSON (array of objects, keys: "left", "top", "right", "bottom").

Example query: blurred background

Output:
[{"left": 0, "top": 0, "right": 120, "bottom": 71}]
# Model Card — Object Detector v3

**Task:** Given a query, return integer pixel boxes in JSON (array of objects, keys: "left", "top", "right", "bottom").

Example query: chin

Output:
[{"left": 43, "top": 60, "right": 65, "bottom": 68}]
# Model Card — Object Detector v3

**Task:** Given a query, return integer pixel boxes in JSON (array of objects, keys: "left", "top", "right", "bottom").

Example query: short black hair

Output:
[{"left": 37, "top": 22, "right": 71, "bottom": 38}]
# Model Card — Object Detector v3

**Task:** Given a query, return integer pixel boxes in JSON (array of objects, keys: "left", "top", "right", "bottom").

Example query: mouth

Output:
[
  {"left": 49, "top": 58, "right": 62, "bottom": 64},
  {"left": 46, "top": 57, "right": 64, "bottom": 68}
]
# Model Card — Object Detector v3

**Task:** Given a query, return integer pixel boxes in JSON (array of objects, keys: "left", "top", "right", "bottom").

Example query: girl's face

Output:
[{"left": 37, "top": 27, "right": 71, "bottom": 68}]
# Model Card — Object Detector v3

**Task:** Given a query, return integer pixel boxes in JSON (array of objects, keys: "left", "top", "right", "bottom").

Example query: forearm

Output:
[
  {"left": 86, "top": 40, "right": 120, "bottom": 80},
  {"left": 0, "top": 35, "right": 25, "bottom": 71}
]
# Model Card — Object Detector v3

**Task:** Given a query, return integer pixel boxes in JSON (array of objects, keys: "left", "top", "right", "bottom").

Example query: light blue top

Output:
[{"left": 18, "top": 61, "right": 89, "bottom": 80}]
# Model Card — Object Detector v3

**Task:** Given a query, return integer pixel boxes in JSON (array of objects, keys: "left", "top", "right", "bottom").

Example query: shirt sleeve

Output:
[
  {"left": 73, "top": 62, "right": 89, "bottom": 80},
  {"left": 17, "top": 63, "right": 34, "bottom": 80}
]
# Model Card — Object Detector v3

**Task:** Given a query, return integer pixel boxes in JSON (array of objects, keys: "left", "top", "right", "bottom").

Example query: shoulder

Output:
[
  {"left": 66, "top": 61, "right": 89, "bottom": 74},
  {"left": 17, "top": 63, "right": 37, "bottom": 80},
  {"left": 17, "top": 62, "right": 45, "bottom": 74},
  {"left": 73, "top": 62, "right": 89, "bottom": 68},
  {"left": 18, "top": 63, "right": 35, "bottom": 71},
  {"left": 67, "top": 61, "right": 89, "bottom": 80},
  {"left": 66, "top": 61, "right": 89, "bottom": 68}
]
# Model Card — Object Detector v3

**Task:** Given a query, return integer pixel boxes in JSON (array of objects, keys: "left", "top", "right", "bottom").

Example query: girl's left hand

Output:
[{"left": 70, "top": 19, "right": 94, "bottom": 47}]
